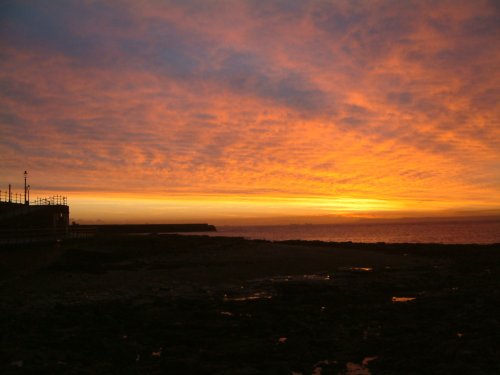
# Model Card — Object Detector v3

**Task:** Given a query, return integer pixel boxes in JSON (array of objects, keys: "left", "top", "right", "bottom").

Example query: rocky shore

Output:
[{"left": 1, "top": 234, "right": 499, "bottom": 374}]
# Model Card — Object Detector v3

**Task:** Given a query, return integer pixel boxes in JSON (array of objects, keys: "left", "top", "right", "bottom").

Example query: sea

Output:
[{"left": 195, "top": 220, "right": 500, "bottom": 244}]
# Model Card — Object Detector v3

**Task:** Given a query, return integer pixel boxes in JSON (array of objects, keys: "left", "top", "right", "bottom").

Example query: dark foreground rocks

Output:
[{"left": 0, "top": 235, "right": 499, "bottom": 374}]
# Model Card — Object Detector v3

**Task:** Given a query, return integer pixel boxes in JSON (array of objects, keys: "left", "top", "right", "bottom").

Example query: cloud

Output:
[{"left": 0, "top": 0, "right": 499, "bottom": 219}]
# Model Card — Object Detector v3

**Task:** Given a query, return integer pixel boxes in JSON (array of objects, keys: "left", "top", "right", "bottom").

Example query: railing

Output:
[
  {"left": 0, "top": 191, "right": 67, "bottom": 206},
  {"left": 0, "top": 191, "right": 24, "bottom": 204},
  {"left": 32, "top": 196, "right": 67, "bottom": 206}
]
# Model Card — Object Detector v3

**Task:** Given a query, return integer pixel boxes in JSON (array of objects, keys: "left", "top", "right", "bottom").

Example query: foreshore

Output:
[{"left": 1, "top": 234, "right": 499, "bottom": 374}]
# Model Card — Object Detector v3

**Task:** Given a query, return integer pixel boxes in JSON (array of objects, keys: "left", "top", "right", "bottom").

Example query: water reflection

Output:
[
  {"left": 151, "top": 348, "right": 162, "bottom": 357},
  {"left": 341, "top": 357, "right": 377, "bottom": 375},
  {"left": 259, "top": 273, "right": 332, "bottom": 283},
  {"left": 339, "top": 267, "right": 373, "bottom": 272},
  {"left": 207, "top": 221, "right": 500, "bottom": 244},
  {"left": 223, "top": 291, "right": 273, "bottom": 302},
  {"left": 391, "top": 296, "right": 416, "bottom": 303}
]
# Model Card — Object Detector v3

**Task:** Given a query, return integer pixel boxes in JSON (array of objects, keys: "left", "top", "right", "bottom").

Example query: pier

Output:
[{"left": 0, "top": 171, "right": 216, "bottom": 247}]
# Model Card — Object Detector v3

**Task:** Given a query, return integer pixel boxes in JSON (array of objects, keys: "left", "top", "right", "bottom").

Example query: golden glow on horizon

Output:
[{"left": 52, "top": 192, "right": 499, "bottom": 224}]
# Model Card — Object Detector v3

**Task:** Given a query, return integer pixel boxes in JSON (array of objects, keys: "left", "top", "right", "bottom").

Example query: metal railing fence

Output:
[
  {"left": 0, "top": 191, "right": 24, "bottom": 204},
  {"left": 0, "top": 191, "right": 67, "bottom": 206},
  {"left": 32, "top": 195, "right": 67, "bottom": 206}
]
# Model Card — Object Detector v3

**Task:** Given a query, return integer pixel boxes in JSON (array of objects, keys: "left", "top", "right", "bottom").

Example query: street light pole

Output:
[{"left": 24, "top": 170, "right": 28, "bottom": 205}]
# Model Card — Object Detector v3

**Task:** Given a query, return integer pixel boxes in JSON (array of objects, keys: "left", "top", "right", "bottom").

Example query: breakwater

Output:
[{"left": 78, "top": 223, "right": 217, "bottom": 234}]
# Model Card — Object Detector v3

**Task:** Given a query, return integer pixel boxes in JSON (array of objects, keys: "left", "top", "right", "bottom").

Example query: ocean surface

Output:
[{"left": 196, "top": 221, "right": 500, "bottom": 244}]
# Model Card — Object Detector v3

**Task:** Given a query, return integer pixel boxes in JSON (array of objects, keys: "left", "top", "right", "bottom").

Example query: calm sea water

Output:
[{"left": 199, "top": 221, "right": 500, "bottom": 244}]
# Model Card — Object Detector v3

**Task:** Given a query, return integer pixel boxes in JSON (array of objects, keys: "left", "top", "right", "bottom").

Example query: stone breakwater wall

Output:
[{"left": 79, "top": 223, "right": 217, "bottom": 234}]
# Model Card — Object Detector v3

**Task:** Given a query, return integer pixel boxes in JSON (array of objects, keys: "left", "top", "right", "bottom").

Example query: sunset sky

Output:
[{"left": 1, "top": 0, "right": 499, "bottom": 224}]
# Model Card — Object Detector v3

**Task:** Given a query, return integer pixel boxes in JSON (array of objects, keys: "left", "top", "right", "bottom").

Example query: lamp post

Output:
[{"left": 24, "top": 170, "right": 28, "bottom": 205}]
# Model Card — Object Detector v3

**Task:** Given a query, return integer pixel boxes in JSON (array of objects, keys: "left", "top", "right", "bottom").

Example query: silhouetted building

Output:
[
  {"left": 0, "top": 199, "right": 69, "bottom": 233},
  {"left": 0, "top": 172, "right": 69, "bottom": 235}
]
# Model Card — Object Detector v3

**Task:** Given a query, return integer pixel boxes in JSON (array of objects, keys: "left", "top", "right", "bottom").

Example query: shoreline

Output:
[
  {"left": 188, "top": 220, "right": 500, "bottom": 245},
  {"left": 182, "top": 233, "right": 500, "bottom": 248}
]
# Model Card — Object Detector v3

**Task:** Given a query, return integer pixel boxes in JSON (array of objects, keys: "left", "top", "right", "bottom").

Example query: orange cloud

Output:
[{"left": 0, "top": 0, "right": 498, "bottom": 223}]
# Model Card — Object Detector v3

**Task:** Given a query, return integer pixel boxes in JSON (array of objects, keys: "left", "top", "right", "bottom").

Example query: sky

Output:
[{"left": 1, "top": 0, "right": 499, "bottom": 224}]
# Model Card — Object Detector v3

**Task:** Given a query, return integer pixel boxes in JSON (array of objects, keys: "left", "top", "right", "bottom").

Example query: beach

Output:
[{"left": 1, "top": 234, "right": 499, "bottom": 374}]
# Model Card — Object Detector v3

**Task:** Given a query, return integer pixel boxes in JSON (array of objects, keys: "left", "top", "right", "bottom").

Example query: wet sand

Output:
[{"left": 0, "top": 234, "right": 499, "bottom": 374}]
